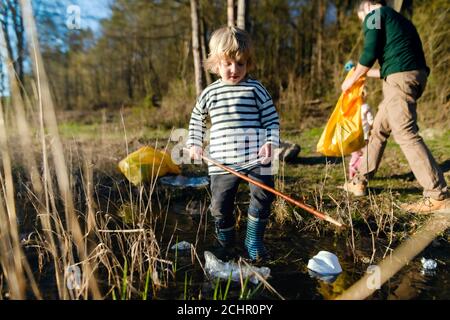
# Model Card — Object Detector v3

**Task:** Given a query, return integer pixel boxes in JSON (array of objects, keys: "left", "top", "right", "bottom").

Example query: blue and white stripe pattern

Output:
[
  {"left": 187, "top": 78, "right": 280, "bottom": 175},
  {"left": 216, "top": 226, "right": 235, "bottom": 248},
  {"left": 244, "top": 215, "right": 268, "bottom": 260}
]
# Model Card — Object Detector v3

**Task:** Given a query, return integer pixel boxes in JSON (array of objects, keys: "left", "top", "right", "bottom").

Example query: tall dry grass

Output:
[{"left": 0, "top": 1, "right": 174, "bottom": 300}]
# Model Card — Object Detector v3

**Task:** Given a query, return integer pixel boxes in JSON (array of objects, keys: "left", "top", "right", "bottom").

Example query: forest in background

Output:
[
  {"left": 1, "top": 0, "right": 449, "bottom": 130},
  {"left": 0, "top": 1, "right": 449, "bottom": 301}
]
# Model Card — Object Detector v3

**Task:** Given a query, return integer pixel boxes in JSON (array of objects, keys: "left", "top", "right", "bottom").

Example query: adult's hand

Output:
[
  {"left": 341, "top": 63, "right": 371, "bottom": 92},
  {"left": 341, "top": 77, "right": 355, "bottom": 92}
]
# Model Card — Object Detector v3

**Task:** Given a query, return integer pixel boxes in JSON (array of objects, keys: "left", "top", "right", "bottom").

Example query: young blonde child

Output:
[
  {"left": 186, "top": 26, "right": 280, "bottom": 262},
  {"left": 349, "top": 88, "right": 374, "bottom": 180}
]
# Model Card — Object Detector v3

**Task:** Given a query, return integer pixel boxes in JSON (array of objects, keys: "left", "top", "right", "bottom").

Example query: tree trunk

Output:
[
  {"left": 316, "top": 0, "right": 326, "bottom": 88},
  {"left": 148, "top": 57, "right": 162, "bottom": 106},
  {"left": 9, "top": 1, "right": 25, "bottom": 87},
  {"left": 237, "top": 0, "right": 246, "bottom": 29},
  {"left": 309, "top": 0, "right": 326, "bottom": 94},
  {"left": 0, "top": 60, "right": 5, "bottom": 99},
  {"left": 190, "top": 0, "right": 204, "bottom": 96},
  {"left": 200, "top": 16, "right": 212, "bottom": 85},
  {"left": 198, "top": 2, "right": 211, "bottom": 86},
  {"left": 227, "top": 0, "right": 235, "bottom": 27},
  {"left": 1, "top": 8, "right": 15, "bottom": 82}
]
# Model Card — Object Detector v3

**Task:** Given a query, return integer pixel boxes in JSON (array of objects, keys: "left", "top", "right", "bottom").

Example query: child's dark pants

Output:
[{"left": 209, "top": 166, "right": 274, "bottom": 259}]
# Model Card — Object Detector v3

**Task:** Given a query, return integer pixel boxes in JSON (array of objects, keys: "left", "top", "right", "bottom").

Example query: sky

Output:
[
  {"left": 71, "top": 0, "right": 112, "bottom": 33},
  {"left": 0, "top": 0, "right": 113, "bottom": 96}
]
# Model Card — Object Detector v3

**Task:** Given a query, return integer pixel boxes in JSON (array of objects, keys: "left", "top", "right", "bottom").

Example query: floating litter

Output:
[
  {"left": 171, "top": 241, "right": 192, "bottom": 251},
  {"left": 307, "top": 251, "right": 342, "bottom": 278},
  {"left": 421, "top": 257, "right": 437, "bottom": 276},
  {"left": 204, "top": 251, "right": 270, "bottom": 285},
  {"left": 307, "top": 270, "right": 339, "bottom": 284},
  {"left": 421, "top": 257, "right": 437, "bottom": 270}
]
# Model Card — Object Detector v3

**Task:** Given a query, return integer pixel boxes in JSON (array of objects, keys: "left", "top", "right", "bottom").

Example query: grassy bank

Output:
[
  {"left": 55, "top": 108, "right": 450, "bottom": 243},
  {"left": 1, "top": 104, "right": 448, "bottom": 299}
]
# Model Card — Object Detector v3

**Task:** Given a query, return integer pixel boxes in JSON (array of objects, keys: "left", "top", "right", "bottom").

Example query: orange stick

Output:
[{"left": 189, "top": 149, "right": 343, "bottom": 228}]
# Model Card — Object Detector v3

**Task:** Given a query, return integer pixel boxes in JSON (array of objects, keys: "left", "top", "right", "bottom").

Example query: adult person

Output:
[{"left": 341, "top": 0, "right": 449, "bottom": 214}]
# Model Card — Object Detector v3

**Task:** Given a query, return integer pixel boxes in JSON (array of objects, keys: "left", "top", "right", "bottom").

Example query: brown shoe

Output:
[
  {"left": 341, "top": 181, "right": 367, "bottom": 197},
  {"left": 400, "top": 197, "right": 450, "bottom": 215}
]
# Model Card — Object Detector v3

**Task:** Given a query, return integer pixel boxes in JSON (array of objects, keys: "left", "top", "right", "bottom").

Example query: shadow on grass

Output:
[
  {"left": 332, "top": 185, "right": 422, "bottom": 197},
  {"left": 290, "top": 156, "right": 342, "bottom": 166},
  {"left": 439, "top": 159, "right": 450, "bottom": 173},
  {"left": 376, "top": 159, "right": 450, "bottom": 182},
  {"left": 366, "top": 186, "right": 423, "bottom": 196}
]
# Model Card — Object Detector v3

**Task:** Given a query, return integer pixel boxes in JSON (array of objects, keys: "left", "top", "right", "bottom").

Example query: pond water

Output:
[
  {"left": 13, "top": 182, "right": 450, "bottom": 300},
  {"left": 156, "top": 198, "right": 450, "bottom": 300}
]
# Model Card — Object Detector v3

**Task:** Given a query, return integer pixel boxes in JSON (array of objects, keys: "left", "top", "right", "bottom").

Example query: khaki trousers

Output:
[{"left": 359, "top": 69, "right": 448, "bottom": 200}]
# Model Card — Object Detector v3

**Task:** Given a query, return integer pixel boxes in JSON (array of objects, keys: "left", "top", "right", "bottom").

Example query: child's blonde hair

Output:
[{"left": 204, "top": 26, "right": 255, "bottom": 75}]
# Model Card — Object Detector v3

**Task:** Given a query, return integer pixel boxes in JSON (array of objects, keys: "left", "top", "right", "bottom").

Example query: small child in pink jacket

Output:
[{"left": 349, "top": 88, "right": 374, "bottom": 179}]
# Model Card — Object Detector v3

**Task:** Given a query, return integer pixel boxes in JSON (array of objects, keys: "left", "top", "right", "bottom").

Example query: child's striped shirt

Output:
[{"left": 187, "top": 78, "right": 280, "bottom": 175}]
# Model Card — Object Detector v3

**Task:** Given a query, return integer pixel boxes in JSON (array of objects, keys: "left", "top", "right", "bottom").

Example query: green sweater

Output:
[{"left": 359, "top": 6, "right": 428, "bottom": 78}]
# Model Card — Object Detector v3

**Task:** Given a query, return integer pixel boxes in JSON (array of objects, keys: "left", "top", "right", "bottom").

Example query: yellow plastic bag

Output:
[
  {"left": 316, "top": 70, "right": 366, "bottom": 157},
  {"left": 118, "top": 146, "right": 181, "bottom": 185}
]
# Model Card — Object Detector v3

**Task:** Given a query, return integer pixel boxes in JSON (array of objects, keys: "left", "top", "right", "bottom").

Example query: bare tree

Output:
[
  {"left": 0, "top": 0, "right": 25, "bottom": 89},
  {"left": 316, "top": 0, "right": 326, "bottom": 86},
  {"left": 227, "top": 0, "right": 234, "bottom": 27},
  {"left": 237, "top": 0, "right": 246, "bottom": 29},
  {"left": 0, "top": 59, "right": 5, "bottom": 98},
  {"left": 8, "top": 0, "right": 24, "bottom": 86},
  {"left": 200, "top": 15, "right": 212, "bottom": 85},
  {"left": 190, "top": 0, "right": 203, "bottom": 96}
]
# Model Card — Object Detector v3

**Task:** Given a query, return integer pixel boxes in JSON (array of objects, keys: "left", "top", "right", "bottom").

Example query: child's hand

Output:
[
  {"left": 258, "top": 143, "right": 273, "bottom": 165},
  {"left": 189, "top": 146, "right": 203, "bottom": 161}
]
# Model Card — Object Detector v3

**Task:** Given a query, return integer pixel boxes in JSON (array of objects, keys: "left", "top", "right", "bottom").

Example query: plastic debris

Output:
[
  {"left": 307, "top": 251, "right": 342, "bottom": 276},
  {"left": 421, "top": 257, "right": 437, "bottom": 271},
  {"left": 317, "top": 68, "right": 366, "bottom": 157},
  {"left": 204, "top": 251, "right": 270, "bottom": 285},
  {"left": 118, "top": 146, "right": 181, "bottom": 185},
  {"left": 160, "top": 175, "right": 209, "bottom": 188},
  {"left": 307, "top": 270, "right": 339, "bottom": 284},
  {"left": 171, "top": 241, "right": 192, "bottom": 251},
  {"left": 421, "top": 257, "right": 437, "bottom": 276}
]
